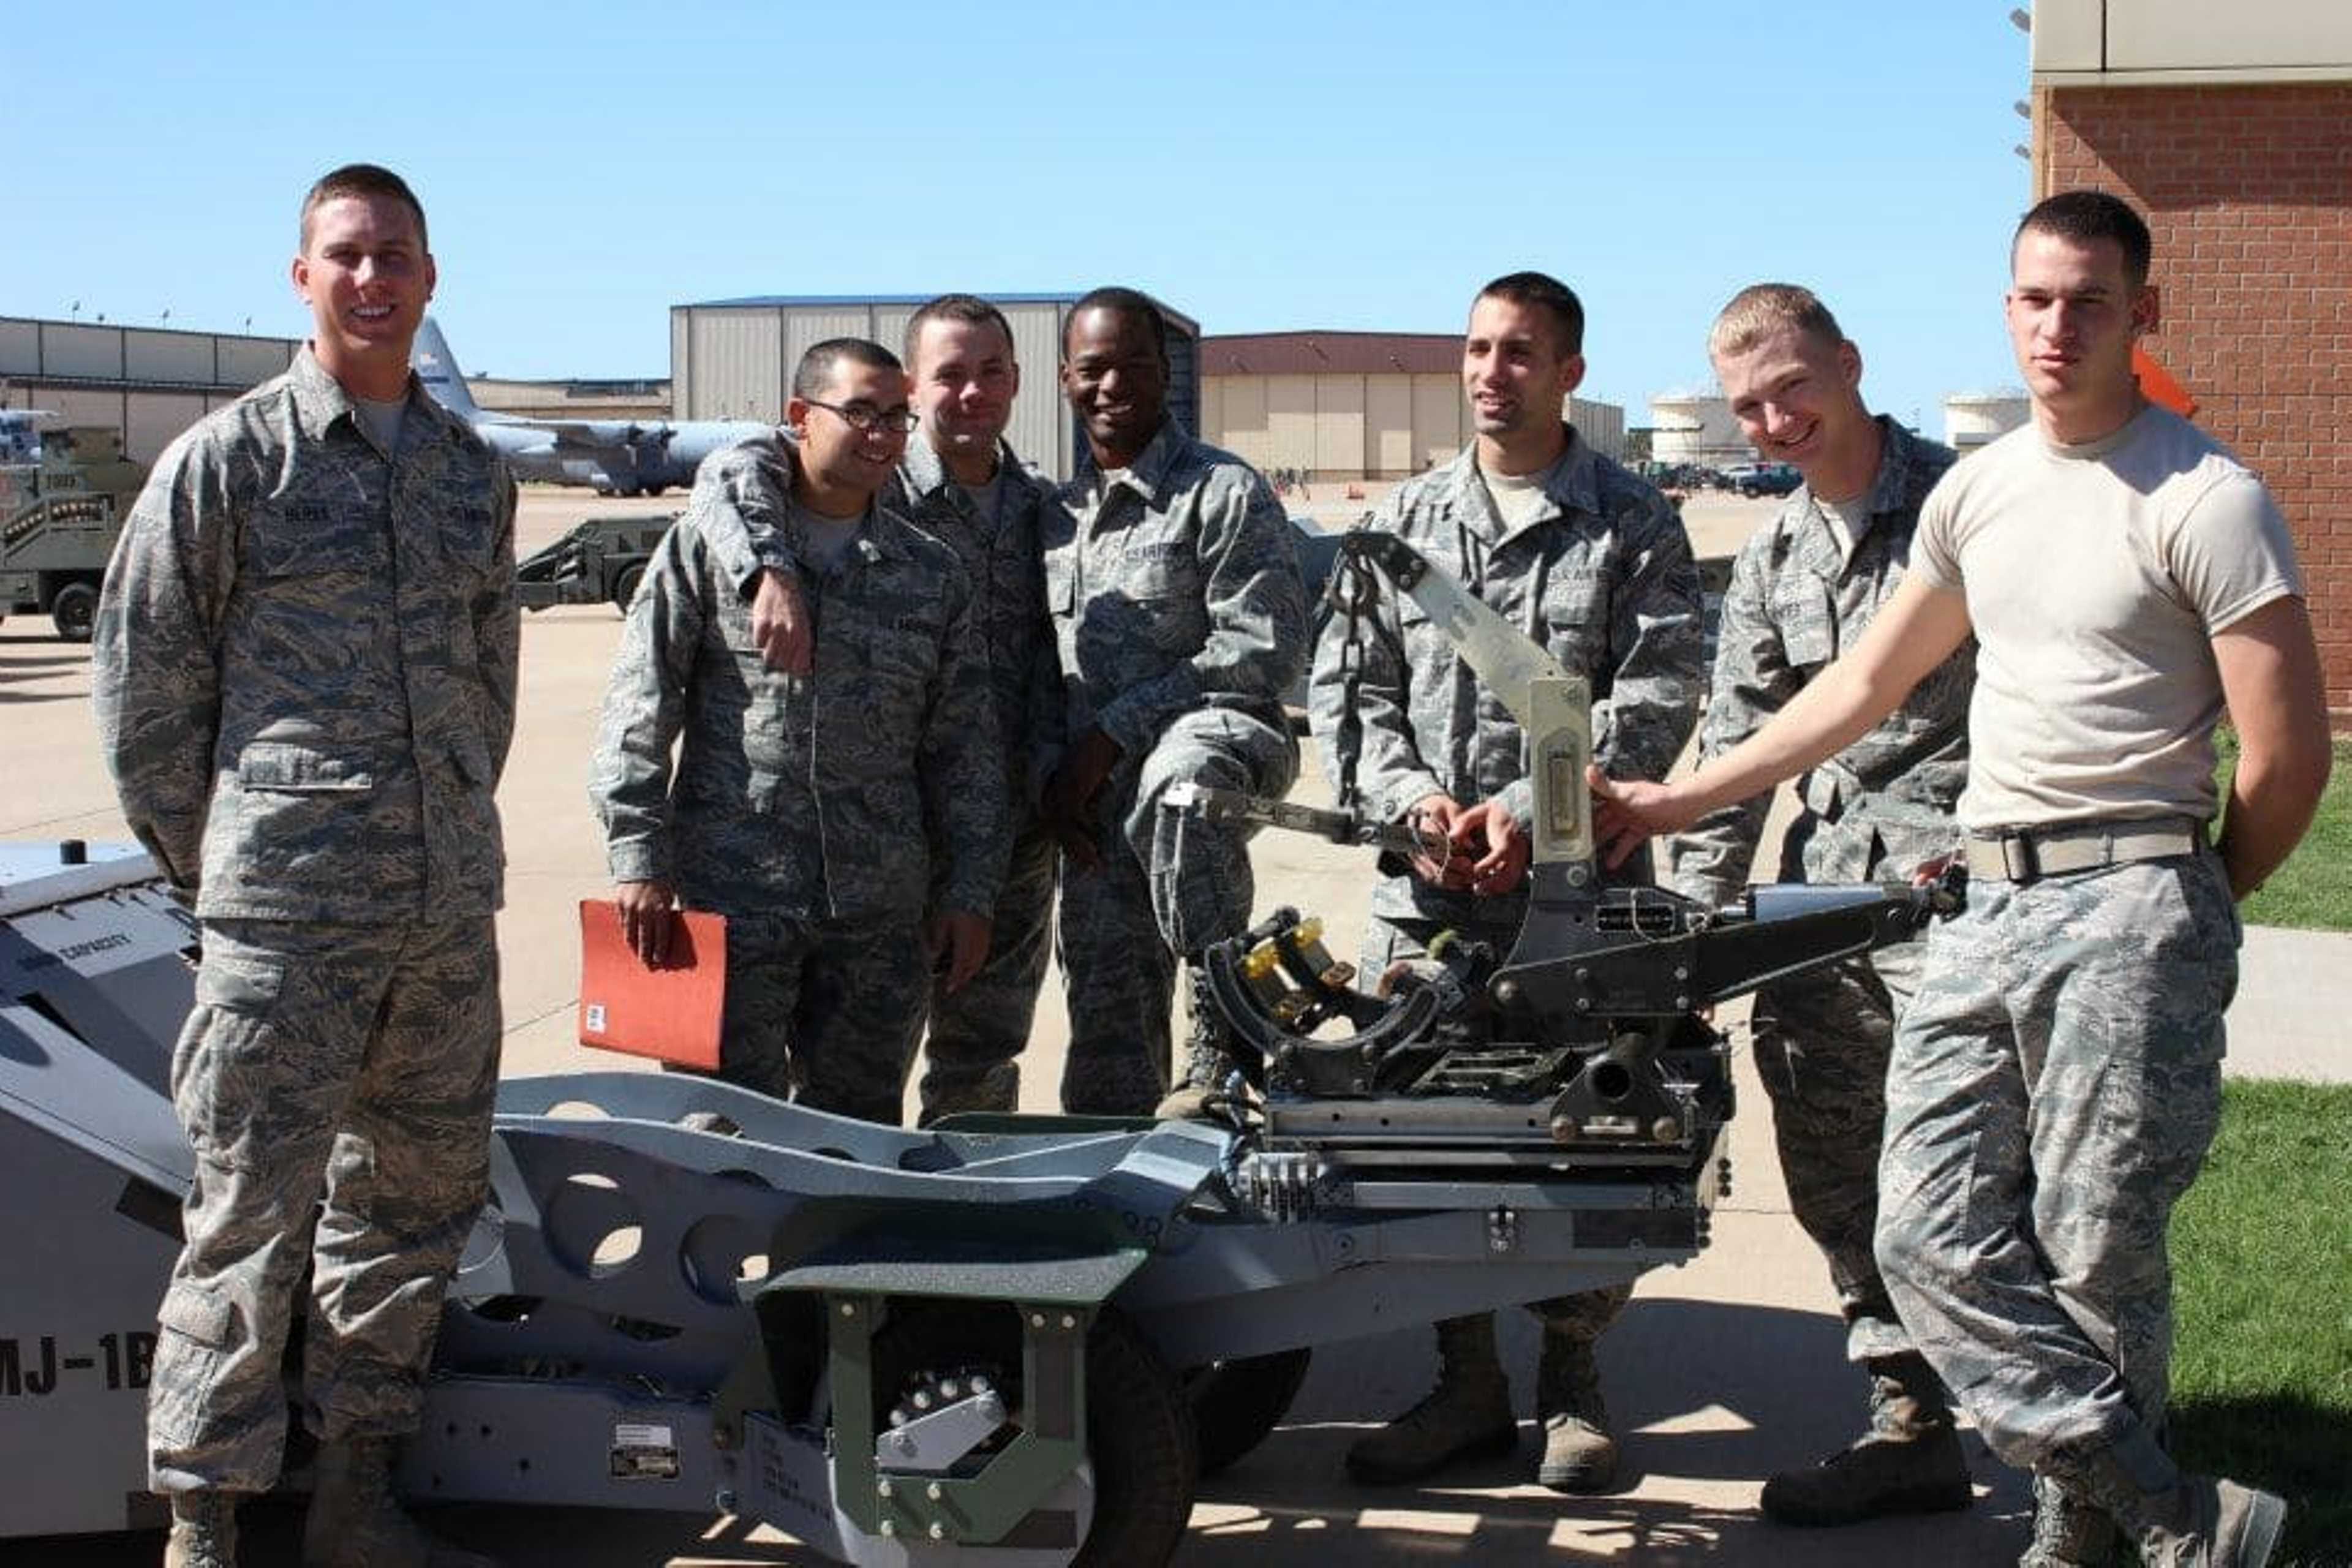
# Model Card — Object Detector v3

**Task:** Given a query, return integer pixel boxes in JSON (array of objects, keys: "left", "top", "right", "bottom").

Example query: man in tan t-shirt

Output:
[{"left": 1591, "top": 192, "right": 2329, "bottom": 1568}]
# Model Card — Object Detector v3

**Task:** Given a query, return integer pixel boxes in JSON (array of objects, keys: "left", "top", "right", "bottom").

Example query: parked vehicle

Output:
[{"left": 1724, "top": 461, "right": 1803, "bottom": 499}]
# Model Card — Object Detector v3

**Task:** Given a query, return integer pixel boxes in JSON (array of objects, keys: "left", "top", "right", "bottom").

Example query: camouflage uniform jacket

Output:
[
  {"left": 705, "top": 432, "right": 1061, "bottom": 815},
  {"left": 1309, "top": 429, "right": 1703, "bottom": 928},
  {"left": 590, "top": 434, "right": 1005, "bottom": 923},
  {"left": 92, "top": 347, "right": 518, "bottom": 924},
  {"left": 1666, "top": 418, "right": 1972, "bottom": 907},
  {"left": 1042, "top": 418, "right": 1308, "bottom": 758}
]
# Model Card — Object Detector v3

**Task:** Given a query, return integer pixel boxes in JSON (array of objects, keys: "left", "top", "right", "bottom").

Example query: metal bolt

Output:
[
  {"left": 715, "top": 1489, "right": 738, "bottom": 1514},
  {"left": 911, "top": 1390, "right": 932, "bottom": 1411},
  {"left": 1493, "top": 978, "right": 1522, "bottom": 1006},
  {"left": 929, "top": 1523, "right": 946, "bottom": 1540},
  {"left": 840, "top": 1303, "right": 856, "bottom": 1318},
  {"left": 1060, "top": 1314, "right": 1076, "bottom": 1330},
  {"left": 1575, "top": 997, "right": 1592, "bottom": 1012},
  {"left": 1673, "top": 965, "right": 1689, "bottom": 981},
  {"left": 1551, "top": 1115, "right": 1580, "bottom": 1142},
  {"left": 1029, "top": 1312, "right": 1045, "bottom": 1328},
  {"left": 969, "top": 1375, "right": 992, "bottom": 1394},
  {"left": 1651, "top": 1116, "right": 1679, "bottom": 1142},
  {"left": 1674, "top": 993, "right": 1690, "bottom": 1009},
  {"left": 877, "top": 1478, "right": 892, "bottom": 1499},
  {"left": 927, "top": 1482, "right": 943, "bottom": 1501},
  {"left": 879, "top": 1520, "right": 895, "bottom": 1538},
  {"left": 894, "top": 1433, "right": 916, "bottom": 1455},
  {"left": 938, "top": 1378, "right": 960, "bottom": 1400}
]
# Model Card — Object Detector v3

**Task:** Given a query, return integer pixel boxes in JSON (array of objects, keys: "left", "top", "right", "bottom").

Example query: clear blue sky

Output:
[{"left": 2, "top": 1, "right": 2036, "bottom": 432}]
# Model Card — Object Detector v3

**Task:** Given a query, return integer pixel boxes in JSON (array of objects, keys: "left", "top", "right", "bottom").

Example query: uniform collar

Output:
[
  {"left": 1781, "top": 415, "right": 1928, "bottom": 573},
  {"left": 1084, "top": 416, "right": 1188, "bottom": 509},
  {"left": 287, "top": 344, "right": 464, "bottom": 451},
  {"left": 1447, "top": 424, "right": 1600, "bottom": 549},
  {"left": 766, "top": 435, "right": 911, "bottom": 565},
  {"left": 899, "top": 429, "right": 1023, "bottom": 505}
]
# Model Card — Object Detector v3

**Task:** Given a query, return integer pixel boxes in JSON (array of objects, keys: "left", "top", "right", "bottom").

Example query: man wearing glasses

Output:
[
  {"left": 701, "top": 296, "right": 1066, "bottom": 1125},
  {"left": 590, "top": 337, "right": 1005, "bottom": 1125}
]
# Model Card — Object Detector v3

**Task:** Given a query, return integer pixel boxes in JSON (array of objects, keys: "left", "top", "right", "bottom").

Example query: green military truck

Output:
[
  {"left": 0, "top": 421, "right": 148, "bottom": 642},
  {"left": 515, "top": 511, "right": 677, "bottom": 612}
]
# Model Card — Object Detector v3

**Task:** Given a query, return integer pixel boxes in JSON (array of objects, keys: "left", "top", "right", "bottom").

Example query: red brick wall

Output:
[{"left": 2040, "top": 82, "right": 2352, "bottom": 720}]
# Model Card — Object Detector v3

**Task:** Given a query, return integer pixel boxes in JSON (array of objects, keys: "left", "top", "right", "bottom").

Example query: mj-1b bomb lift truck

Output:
[{"left": 0, "top": 531, "right": 1950, "bottom": 1564}]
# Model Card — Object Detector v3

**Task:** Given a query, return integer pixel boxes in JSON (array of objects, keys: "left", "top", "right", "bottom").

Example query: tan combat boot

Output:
[
  {"left": 301, "top": 1437, "right": 500, "bottom": 1568},
  {"left": 2019, "top": 1473, "right": 2126, "bottom": 1567},
  {"left": 1758, "top": 1355, "right": 1972, "bottom": 1526},
  {"left": 164, "top": 1490, "right": 239, "bottom": 1568},
  {"left": 1534, "top": 1324, "right": 1618, "bottom": 1493},
  {"left": 1155, "top": 963, "right": 1245, "bottom": 1121},
  {"left": 2134, "top": 1476, "right": 2289, "bottom": 1568},
  {"left": 1344, "top": 1313, "right": 1518, "bottom": 1484}
]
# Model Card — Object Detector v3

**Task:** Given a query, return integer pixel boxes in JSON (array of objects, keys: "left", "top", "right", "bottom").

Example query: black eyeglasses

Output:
[{"left": 804, "top": 398, "right": 919, "bottom": 434}]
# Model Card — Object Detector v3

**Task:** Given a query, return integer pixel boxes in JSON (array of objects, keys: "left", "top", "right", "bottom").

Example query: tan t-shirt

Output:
[{"left": 1911, "top": 404, "right": 2302, "bottom": 831}]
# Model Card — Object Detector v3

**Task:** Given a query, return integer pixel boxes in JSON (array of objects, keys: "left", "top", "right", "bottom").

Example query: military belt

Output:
[{"left": 1961, "top": 817, "right": 2203, "bottom": 884}]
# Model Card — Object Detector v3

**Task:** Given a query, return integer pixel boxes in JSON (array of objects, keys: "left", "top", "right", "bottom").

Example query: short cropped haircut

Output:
[
  {"left": 904, "top": 294, "right": 1017, "bottom": 364},
  {"left": 300, "top": 164, "right": 429, "bottom": 252},
  {"left": 793, "top": 337, "right": 903, "bottom": 402},
  {"left": 1474, "top": 272, "right": 1585, "bottom": 358},
  {"left": 2016, "top": 189, "right": 2153, "bottom": 290},
  {"left": 1063, "top": 286, "right": 1168, "bottom": 361},
  {"left": 1709, "top": 283, "right": 1847, "bottom": 362}
]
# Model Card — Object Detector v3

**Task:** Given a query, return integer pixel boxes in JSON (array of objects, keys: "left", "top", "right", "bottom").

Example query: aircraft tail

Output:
[{"left": 412, "top": 316, "right": 482, "bottom": 417}]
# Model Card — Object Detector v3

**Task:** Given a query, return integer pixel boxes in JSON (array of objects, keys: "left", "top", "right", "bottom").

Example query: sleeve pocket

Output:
[{"left": 157, "top": 1278, "right": 232, "bottom": 1349}]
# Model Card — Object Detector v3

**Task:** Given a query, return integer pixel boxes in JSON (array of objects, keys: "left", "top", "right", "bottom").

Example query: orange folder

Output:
[{"left": 578, "top": 900, "right": 726, "bottom": 1069}]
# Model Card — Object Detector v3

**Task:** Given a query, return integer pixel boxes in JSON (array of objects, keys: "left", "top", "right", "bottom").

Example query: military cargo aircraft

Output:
[{"left": 412, "top": 318, "right": 766, "bottom": 496}]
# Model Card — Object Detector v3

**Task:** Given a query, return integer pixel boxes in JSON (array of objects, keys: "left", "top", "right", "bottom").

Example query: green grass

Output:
[
  {"left": 2217, "top": 736, "right": 2352, "bottom": 930},
  {"left": 2167, "top": 1079, "right": 2352, "bottom": 1561}
]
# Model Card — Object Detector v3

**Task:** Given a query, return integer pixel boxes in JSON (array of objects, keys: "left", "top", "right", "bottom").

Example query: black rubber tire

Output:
[
  {"left": 1185, "top": 1347, "right": 1313, "bottom": 1476},
  {"left": 870, "top": 1302, "right": 1197, "bottom": 1567},
  {"left": 611, "top": 563, "right": 646, "bottom": 615},
  {"left": 643, "top": 484, "right": 666, "bottom": 498},
  {"left": 50, "top": 580, "right": 98, "bottom": 643}
]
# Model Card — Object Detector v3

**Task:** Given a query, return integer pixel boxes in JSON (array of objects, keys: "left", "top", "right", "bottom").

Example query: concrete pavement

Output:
[{"left": 6, "top": 481, "right": 2340, "bottom": 1565}]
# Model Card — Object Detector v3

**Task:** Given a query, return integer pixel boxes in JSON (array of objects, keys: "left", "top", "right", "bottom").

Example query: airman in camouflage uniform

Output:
[
  {"left": 1310, "top": 273, "right": 1702, "bottom": 1496},
  {"left": 591, "top": 339, "right": 1005, "bottom": 1128},
  {"left": 1044, "top": 288, "right": 1306, "bottom": 1117},
  {"left": 1591, "top": 194, "right": 2330, "bottom": 1568},
  {"left": 93, "top": 166, "right": 511, "bottom": 1568},
  {"left": 695, "top": 298, "right": 1062, "bottom": 1123},
  {"left": 1662, "top": 284, "right": 1975, "bottom": 1529}
]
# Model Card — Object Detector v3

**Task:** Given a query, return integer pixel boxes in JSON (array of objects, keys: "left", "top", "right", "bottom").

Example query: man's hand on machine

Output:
[
  {"left": 1403, "top": 794, "right": 1529, "bottom": 896},
  {"left": 1586, "top": 766, "right": 1703, "bottom": 869},
  {"left": 1452, "top": 801, "right": 1529, "bottom": 895}
]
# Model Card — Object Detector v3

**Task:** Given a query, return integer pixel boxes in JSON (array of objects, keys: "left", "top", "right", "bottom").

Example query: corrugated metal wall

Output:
[
  {"left": 1203, "top": 371, "right": 1627, "bottom": 477},
  {"left": 0, "top": 317, "right": 301, "bottom": 462},
  {"left": 124, "top": 330, "right": 214, "bottom": 384},
  {"left": 685, "top": 308, "right": 785, "bottom": 423},
  {"left": 1000, "top": 303, "right": 1070, "bottom": 480}
]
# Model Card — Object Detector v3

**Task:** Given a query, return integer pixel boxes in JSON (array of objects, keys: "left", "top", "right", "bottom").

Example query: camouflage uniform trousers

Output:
[
  {"left": 717, "top": 911, "right": 932, "bottom": 1126},
  {"left": 149, "top": 916, "right": 500, "bottom": 1494},
  {"left": 1750, "top": 940, "right": 1928, "bottom": 1368},
  {"left": 1360, "top": 914, "right": 1632, "bottom": 1341},
  {"left": 1874, "top": 851, "right": 2236, "bottom": 1497},
  {"left": 1057, "top": 705, "right": 1298, "bottom": 1116},
  {"left": 914, "top": 815, "right": 1058, "bottom": 1124}
]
